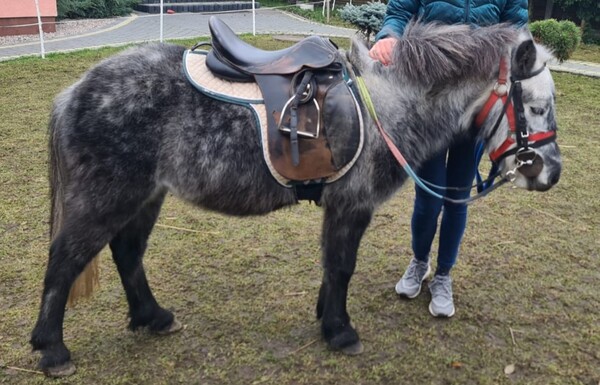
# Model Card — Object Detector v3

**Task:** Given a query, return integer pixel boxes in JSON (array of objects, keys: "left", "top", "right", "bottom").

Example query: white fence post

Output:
[
  {"left": 252, "top": 0, "right": 256, "bottom": 36},
  {"left": 160, "top": 0, "right": 164, "bottom": 42},
  {"left": 34, "top": 0, "right": 46, "bottom": 59}
]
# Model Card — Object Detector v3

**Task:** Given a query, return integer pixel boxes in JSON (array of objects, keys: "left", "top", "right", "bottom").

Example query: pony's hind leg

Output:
[
  {"left": 31, "top": 187, "right": 158, "bottom": 376},
  {"left": 109, "top": 192, "right": 181, "bottom": 334},
  {"left": 317, "top": 203, "right": 373, "bottom": 355},
  {"left": 30, "top": 221, "right": 119, "bottom": 376}
]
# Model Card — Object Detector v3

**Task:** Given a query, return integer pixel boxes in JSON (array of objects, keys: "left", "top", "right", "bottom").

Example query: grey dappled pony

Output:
[{"left": 31, "top": 22, "right": 561, "bottom": 376}]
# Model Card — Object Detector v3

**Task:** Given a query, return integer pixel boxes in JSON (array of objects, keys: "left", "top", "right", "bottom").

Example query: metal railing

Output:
[{"left": 1, "top": 0, "right": 338, "bottom": 59}]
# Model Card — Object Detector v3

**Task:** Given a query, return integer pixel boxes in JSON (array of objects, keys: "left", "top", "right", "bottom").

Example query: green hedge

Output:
[
  {"left": 58, "top": 0, "right": 139, "bottom": 19},
  {"left": 530, "top": 19, "right": 581, "bottom": 62}
]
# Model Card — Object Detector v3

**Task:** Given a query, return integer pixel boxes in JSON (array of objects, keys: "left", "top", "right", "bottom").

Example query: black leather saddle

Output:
[
  {"left": 206, "top": 16, "right": 340, "bottom": 81},
  {"left": 200, "top": 16, "right": 362, "bottom": 184}
]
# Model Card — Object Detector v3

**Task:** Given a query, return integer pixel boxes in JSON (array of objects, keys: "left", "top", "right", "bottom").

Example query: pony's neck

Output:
[{"left": 364, "top": 67, "right": 497, "bottom": 170}]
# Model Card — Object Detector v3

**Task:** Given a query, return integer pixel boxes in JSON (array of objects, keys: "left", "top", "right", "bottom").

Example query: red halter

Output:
[{"left": 474, "top": 58, "right": 556, "bottom": 163}]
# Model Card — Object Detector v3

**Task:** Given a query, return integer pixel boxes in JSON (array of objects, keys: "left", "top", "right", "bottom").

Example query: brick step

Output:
[{"left": 134, "top": 2, "right": 260, "bottom": 13}]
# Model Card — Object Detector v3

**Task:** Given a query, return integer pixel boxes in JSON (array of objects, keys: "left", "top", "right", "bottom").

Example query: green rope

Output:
[{"left": 355, "top": 76, "right": 379, "bottom": 123}]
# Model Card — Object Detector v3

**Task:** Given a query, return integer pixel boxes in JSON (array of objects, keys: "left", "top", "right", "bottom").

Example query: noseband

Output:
[{"left": 474, "top": 57, "right": 557, "bottom": 178}]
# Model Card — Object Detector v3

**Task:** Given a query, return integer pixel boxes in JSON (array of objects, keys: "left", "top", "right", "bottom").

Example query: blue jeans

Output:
[{"left": 411, "top": 135, "right": 477, "bottom": 275}]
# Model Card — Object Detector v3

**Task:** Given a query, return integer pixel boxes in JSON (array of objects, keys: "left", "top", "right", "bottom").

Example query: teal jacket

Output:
[{"left": 376, "top": 0, "right": 528, "bottom": 40}]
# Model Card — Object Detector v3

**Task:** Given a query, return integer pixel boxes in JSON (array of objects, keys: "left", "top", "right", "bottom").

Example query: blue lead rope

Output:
[{"left": 474, "top": 140, "right": 499, "bottom": 193}]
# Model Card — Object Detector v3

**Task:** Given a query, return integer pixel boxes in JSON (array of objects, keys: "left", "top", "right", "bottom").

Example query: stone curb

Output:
[{"left": 548, "top": 65, "right": 600, "bottom": 78}]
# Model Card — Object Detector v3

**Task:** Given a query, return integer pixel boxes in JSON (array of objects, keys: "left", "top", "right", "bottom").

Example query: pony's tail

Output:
[{"left": 48, "top": 96, "right": 100, "bottom": 307}]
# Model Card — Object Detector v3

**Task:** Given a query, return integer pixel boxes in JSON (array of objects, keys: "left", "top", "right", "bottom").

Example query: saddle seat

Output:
[{"left": 207, "top": 16, "right": 339, "bottom": 77}]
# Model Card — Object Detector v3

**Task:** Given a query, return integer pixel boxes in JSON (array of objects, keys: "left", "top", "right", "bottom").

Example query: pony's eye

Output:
[{"left": 530, "top": 106, "right": 545, "bottom": 115}]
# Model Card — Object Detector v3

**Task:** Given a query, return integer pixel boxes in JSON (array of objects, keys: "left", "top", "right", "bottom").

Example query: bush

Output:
[
  {"left": 530, "top": 19, "right": 581, "bottom": 62},
  {"left": 339, "top": 2, "right": 387, "bottom": 42},
  {"left": 58, "top": 0, "right": 140, "bottom": 19}
]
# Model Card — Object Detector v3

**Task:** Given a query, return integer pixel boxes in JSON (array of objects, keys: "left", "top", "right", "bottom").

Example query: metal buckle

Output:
[
  {"left": 493, "top": 82, "right": 509, "bottom": 96},
  {"left": 505, "top": 168, "right": 517, "bottom": 182},
  {"left": 299, "top": 82, "right": 314, "bottom": 103},
  {"left": 516, "top": 159, "right": 533, "bottom": 168}
]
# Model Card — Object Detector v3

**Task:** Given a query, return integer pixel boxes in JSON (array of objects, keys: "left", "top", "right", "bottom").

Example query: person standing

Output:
[{"left": 369, "top": 0, "right": 528, "bottom": 317}]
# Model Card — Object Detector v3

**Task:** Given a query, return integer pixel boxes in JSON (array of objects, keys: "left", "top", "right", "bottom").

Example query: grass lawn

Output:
[
  {"left": 0, "top": 36, "right": 599, "bottom": 385},
  {"left": 570, "top": 43, "right": 600, "bottom": 63}
]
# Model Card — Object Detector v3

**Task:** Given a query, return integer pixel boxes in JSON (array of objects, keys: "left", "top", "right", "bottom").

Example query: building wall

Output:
[
  {"left": 0, "top": 0, "right": 57, "bottom": 18},
  {"left": 0, "top": 0, "right": 57, "bottom": 36}
]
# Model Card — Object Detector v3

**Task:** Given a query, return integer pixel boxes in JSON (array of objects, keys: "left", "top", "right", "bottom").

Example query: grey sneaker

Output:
[
  {"left": 395, "top": 258, "right": 431, "bottom": 298},
  {"left": 428, "top": 275, "right": 455, "bottom": 317}
]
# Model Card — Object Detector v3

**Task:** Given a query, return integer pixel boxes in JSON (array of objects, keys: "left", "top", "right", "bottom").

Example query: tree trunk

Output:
[{"left": 544, "top": 0, "right": 554, "bottom": 19}]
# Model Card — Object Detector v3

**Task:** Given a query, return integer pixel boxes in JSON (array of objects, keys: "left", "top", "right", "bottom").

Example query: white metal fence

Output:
[{"left": 1, "top": 0, "right": 341, "bottom": 59}]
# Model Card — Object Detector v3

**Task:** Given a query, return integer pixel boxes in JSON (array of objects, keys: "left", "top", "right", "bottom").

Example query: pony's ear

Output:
[
  {"left": 348, "top": 36, "right": 374, "bottom": 73},
  {"left": 512, "top": 39, "right": 537, "bottom": 79}
]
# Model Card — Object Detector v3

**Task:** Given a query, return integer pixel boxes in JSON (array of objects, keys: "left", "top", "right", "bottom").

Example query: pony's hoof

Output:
[
  {"left": 43, "top": 361, "right": 76, "bottom": 377},
  {"left": 156, "top": 318, "right": 183, "bottom": 335},
  {"left": 341, "top": 341, "right": 364, "bottom": 356}
]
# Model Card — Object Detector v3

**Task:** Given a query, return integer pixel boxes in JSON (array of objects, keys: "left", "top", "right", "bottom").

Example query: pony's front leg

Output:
[{"left": 317, "top": 204, "right": 372, "bottom": 355}]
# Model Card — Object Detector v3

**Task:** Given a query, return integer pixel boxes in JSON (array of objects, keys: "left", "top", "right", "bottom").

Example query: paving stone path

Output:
[{"left": 0, "top": 10, "right": 355, "bottom": 60}]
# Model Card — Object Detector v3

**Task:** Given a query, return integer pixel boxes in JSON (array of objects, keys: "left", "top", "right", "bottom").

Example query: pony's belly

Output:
[{"left": 167, "top": 178, "right": 298, "bottom": 216}]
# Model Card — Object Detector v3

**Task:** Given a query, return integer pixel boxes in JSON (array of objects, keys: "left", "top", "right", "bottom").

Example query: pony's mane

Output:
[{"left": 391, "top": 22, "right": 521, "bottom": 85}]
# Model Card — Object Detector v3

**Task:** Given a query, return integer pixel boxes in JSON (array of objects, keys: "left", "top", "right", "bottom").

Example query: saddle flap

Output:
[
  {"left": 322, "top": 81, "right": 363, "bottom": 169},
  {"left": 255, "top": 73, "right": 337, "bottom": 181}
]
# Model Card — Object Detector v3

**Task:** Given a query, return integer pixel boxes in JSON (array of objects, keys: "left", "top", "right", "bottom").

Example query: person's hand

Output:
[{"left": 368, "top": 38, "right": 398, "bottom": 66}]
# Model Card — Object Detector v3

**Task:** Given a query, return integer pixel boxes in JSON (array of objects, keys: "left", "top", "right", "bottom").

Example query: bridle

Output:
[
  {"left": 474, "top": 57, "right": 557, "bottom": 181},
  {"left": 350, "top": 50, "right": 557, "bottom": 204}
]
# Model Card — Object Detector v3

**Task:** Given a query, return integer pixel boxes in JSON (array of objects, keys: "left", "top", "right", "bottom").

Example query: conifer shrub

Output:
[{"left": 339, "top": 2, "right": 386, "bottom": 43}]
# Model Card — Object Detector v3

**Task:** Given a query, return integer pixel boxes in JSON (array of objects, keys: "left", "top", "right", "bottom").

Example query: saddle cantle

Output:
[{"left": 186, "top": 17, "right": 364, "bottom": 194}]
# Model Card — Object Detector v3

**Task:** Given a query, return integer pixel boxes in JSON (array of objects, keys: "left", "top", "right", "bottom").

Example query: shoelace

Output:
[
  {"left": 430, "top": 277, "right": 452, "bottom": 299},
  {"left": 405, "top": 260, "right": 427, "bottom": 282}
]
